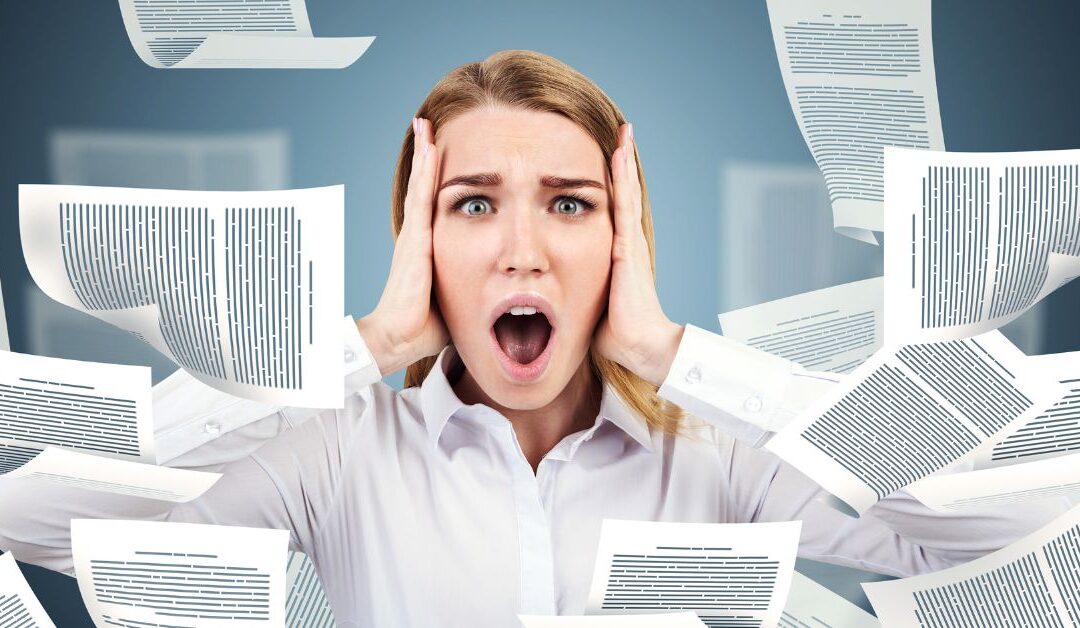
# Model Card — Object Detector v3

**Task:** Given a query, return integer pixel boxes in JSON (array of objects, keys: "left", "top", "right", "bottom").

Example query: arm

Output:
[
  {"left": 0, "top": 324, "right": 382, "bottom": 575},
  {"left": 728, "top": 441, "right": 1069, "bottom": 577},
  {"left": 654, "top": 323, "right": 1071, "bottom": 576}
]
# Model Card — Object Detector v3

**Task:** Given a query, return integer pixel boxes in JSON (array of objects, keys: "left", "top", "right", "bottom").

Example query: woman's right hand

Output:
[{"left": 356, "top": 117, "right": 449, "bottom": 375}]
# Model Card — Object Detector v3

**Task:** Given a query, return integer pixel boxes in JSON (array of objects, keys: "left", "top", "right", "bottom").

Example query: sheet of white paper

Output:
[
  {"left": 585, "top": 519, "right": 801, "bottom": 628},
  {"left": 907, "top": 451, "right": 1080, "bottom": 511},
  {"left": 0, "top": 442, "right": 41, "bottom": 476},
  {"left": 766, "top": 331, "right": 1060, "bottom": 514},
  {"left": 719, "top": 277, "right": 883, "bottom": 374},
  {"left": 718, "top": 161, "right": 883, "bottom": 313},
  {"left": 0, "top": 350, "right": 154, "bottom": 462},
  {"left": 116, "top": 0, "right": 373, "bottom": 69},
  {"left": 49, "top": 128, "right": 289, "bottom": 191},
  {"left": 974, "top": 351, "right": 1080, "bottom": 468},
  {"left": 0, "top": 278, "right": 8, "bottom": 351},
  {"left": 519, "top": 612, "right": 706, "bottom": 627},
  {"left": 72, "top": 519, "right": 289, "bottom": 626},
  {"left": 0, "top": 552, "right": 56, "bottom": 628},
  {"left": 20, "top": 184, "right": 345, "bottom": 407},
  {"left": 863, "top": 503, "right": 1080, "bottom": 626},
  {"left": 286, "top": 551, "right": 335, "bottom": 628},
  {"left": 884, "top": 147, "right": 1080, "bottom": 344},
  {"left": 3, "top": 447, "right": 220, "bottom": 502},
  {"left": 779, "top": 572, "right": 879, "bottom": 628},
  {"left": 180, "top": 34, "right": 375, "bottom": 69},
  {"left": 766, "top": 0, "right": 944, "bottom": 243}
]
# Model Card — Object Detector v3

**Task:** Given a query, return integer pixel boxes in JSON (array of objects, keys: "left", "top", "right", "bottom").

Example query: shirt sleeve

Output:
[
  {"left": 657, "top": 324, "right": 840, "bottom": 446},
  {"left": 722, "top": 435, "right": 1073, "bottom": 577},
  {"left": 0, "top": 316, "right": 381, "bottom": 575},
  {"left": 156, "top": 315, "right": 382, "bottom": 465}
]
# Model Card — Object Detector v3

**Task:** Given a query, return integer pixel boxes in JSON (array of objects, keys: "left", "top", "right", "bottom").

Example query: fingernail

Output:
[
  {"left": 628, "top": 122, "right": 634, "bottom": 142},
  {"left": 413, "top": 117, "right": 419, "bottom": 135}
]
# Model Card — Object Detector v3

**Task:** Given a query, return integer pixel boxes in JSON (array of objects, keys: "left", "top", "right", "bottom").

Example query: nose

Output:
[{"left": 496, "top": 208, "right": 549, "bottom": 276}]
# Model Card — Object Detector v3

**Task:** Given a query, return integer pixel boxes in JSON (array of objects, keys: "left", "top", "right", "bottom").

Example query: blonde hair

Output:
[{"left": 391, "top": 50, "right": 685, "bottom": 435}]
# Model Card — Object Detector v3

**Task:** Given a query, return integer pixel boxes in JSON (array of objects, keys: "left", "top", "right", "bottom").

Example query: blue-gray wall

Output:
[{"left": 2, "top": 1, "right": 1080, "bottom": 624}]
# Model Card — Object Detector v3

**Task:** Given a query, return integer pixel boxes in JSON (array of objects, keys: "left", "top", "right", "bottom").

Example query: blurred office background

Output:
[{"left": 2, "top": 1, "right": 1080, "bottom": 624}]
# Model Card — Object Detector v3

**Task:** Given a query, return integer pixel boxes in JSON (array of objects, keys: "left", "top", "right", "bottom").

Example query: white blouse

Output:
[{"left": 0, "top": 321, "right": 1068, "bottom": 628}]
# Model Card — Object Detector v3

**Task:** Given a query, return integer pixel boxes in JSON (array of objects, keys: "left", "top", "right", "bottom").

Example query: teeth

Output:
[{"left": 508, "top": 306, "right": 538, "bottom": 316}]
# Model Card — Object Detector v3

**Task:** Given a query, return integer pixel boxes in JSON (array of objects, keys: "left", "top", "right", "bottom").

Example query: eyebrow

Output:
[{"left": 437, "top": 172, "right": 605, "bottom": 192}]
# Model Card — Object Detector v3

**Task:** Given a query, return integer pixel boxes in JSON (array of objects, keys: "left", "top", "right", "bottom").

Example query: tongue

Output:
[{"left": 493, "top": 314, "right": 551, "bottom": 364}]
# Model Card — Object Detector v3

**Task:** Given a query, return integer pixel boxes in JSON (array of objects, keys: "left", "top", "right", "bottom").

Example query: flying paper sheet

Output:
[
  {"left": 719, "top": 277, "right": 883, "bottom": 374},
  {"left": 41, "top": 129, "right": 290, "bottom": 383},
  {"left": 49, "top": 128, "right": 289, "bottom": 191},
  {"left": 906, "top": 350, "right": 1080, "bottom": 510},
  {"left": 779, "top": 572, "right": 879, "bottom": 628},
  {"left": 765, "top": 331, "right": 1060, "bottom": 514},
  {"left": 884, "top": 147, "right": 1080, "bottom": 344},
  {"left": 117, "top": 0, "right": 374, "bottom": 69},
  {"left": 0, "top": 351, "right": 220, "bottom": 500},
  {"left": 286, "top": 551, "right": 335, "bottom": 628},
  {"left": 20, "top": 184, "right": 345, "bottom": 407},
  {"left": 519, "top": 612, "right": 707, "bottom": 627},
  {"left": 976, "top": 351, "right": 1080, "bottom": 468},
  {"left": 718, "top": 161, "right": 883, "bottom": 313},
  {"left": 72, "top": 519, "right": 289, "bottom": 627},
  {"left": 0, "top": 278, "right": 7, "bottom": 351},
  {"left": 907, "top": 451, "right": 1080, "bottom": 512},
  {"left": 585, "top": 519, "right": 801, "bottom": 628},
  {"left": 3, "top": 447, "right": 220, "bottom": 503},
  {"left": 0, "top": 552, "right": 56, "bottom": 628},
  {"left": 766, "top": 0, "right": 944, "bottom": 243},
  {"left": 863, "top": 503, "right": 1080, "bottom": 626},
  {"left": 0, "top": 350, "right": 154, "bottom": 463}
]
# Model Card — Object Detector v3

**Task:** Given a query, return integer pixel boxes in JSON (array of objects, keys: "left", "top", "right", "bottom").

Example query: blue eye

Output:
[
  {"left": 554, "top": 197, "right": 585, "bottom": 215},
  {"left": 459, "top": 198, "right": 491, "bottom": 216}
]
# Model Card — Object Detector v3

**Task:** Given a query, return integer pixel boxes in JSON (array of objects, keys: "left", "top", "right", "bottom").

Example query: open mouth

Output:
[
  {"left": 487, "top": 295, "right": 558, "bottom": 383},
  {"left": 492, "top": 307, "right": 553, "bottom": 366}
]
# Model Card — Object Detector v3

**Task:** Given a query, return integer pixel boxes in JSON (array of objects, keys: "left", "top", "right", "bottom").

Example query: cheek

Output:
[
  {"left": 554, "top": 226, "right": 613, "bottom": 319},
  {"left": 432, "top": 222, "right": 491, "bottom": 331}
]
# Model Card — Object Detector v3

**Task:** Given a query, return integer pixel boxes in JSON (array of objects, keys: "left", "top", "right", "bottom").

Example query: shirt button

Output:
[
  {"left": 344, "top": 349, "right": 356, "bottom": 362},
  {"left": 203, "top": 421, "right": 222, "bottom": 436},
  {"left": 685, "top": 365, "right": 702, "bottom": 384},
  {"left": 743, "top": 395, "right": 763, "bottom": 413}
]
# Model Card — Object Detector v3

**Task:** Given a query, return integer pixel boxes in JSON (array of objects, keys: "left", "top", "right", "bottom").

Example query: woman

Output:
[{"left": 0, "top": 50, "right": 1066, "bottom": 627}]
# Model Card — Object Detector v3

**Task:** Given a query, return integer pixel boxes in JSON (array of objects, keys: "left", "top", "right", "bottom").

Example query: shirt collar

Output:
[{"left": 419, "top": 345, "right": 654, "bottom": 453}]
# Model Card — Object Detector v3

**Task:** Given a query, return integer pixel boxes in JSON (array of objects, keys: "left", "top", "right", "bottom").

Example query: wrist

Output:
[
  {"left": 356, "top": 313, "right": 412, "bottom": 376},
  {"left": 632, "top": 320, "right": 684, "bottom": 387}
]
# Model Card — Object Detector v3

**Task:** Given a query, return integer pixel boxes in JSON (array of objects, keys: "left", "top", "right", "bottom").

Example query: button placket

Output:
[{"left": 500, "top": 422, "right": 557, "bottom": 614}]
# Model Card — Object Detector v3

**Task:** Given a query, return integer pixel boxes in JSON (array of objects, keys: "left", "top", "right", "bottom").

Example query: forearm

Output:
[{"left": 0, "top": 475, "right": 193, "bottom": 575}]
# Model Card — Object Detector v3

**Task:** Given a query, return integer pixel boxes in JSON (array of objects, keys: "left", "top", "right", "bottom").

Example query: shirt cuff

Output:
[
  {"left": 343, "top": 314, "right": 383, "bottom": 392},
  {"left": 657, "top": 324, "right": 820, "bottom": 446},
  {"left": 154, "top": 316, "right": 383, "bottom": 464}
]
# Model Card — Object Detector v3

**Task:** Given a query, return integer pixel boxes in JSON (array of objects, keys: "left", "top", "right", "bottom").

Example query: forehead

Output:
[{"left": 435, "top": 107, "right": 606, "bottom": 180}]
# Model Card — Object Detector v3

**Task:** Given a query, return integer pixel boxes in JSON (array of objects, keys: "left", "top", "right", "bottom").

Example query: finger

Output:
[
  {"left": 402, "top": 118, "right": 439, "bottom": 234},
  {"left": 611, "top": 123, "right": 644, "bottom": 238}
]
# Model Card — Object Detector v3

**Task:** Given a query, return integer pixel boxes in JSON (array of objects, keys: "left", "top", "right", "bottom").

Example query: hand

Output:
[
  {"left": 357, "top": 117, "right": 450, "bottom": 375},
  {"left": 593, "top": 123, "right": 684, "bottom": 387}
]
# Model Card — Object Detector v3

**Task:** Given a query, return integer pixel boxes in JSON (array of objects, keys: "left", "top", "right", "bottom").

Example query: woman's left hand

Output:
[{"left": 593, "top": 122, "right": 685, "bottom": 387}]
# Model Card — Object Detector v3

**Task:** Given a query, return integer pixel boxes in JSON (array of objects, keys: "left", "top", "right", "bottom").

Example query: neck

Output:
[{"left": 453, "top": 357, "right": 602, "bottom": 473}]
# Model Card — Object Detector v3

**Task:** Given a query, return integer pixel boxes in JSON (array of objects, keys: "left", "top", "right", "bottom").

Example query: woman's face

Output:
[{"left": 432, "top": 106, "right": 614, "bottom": 410}]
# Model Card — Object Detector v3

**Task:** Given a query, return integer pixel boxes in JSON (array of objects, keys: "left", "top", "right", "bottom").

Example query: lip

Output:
[{"left": 488, "top": 292, "right": 558, "bottom": 383}]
